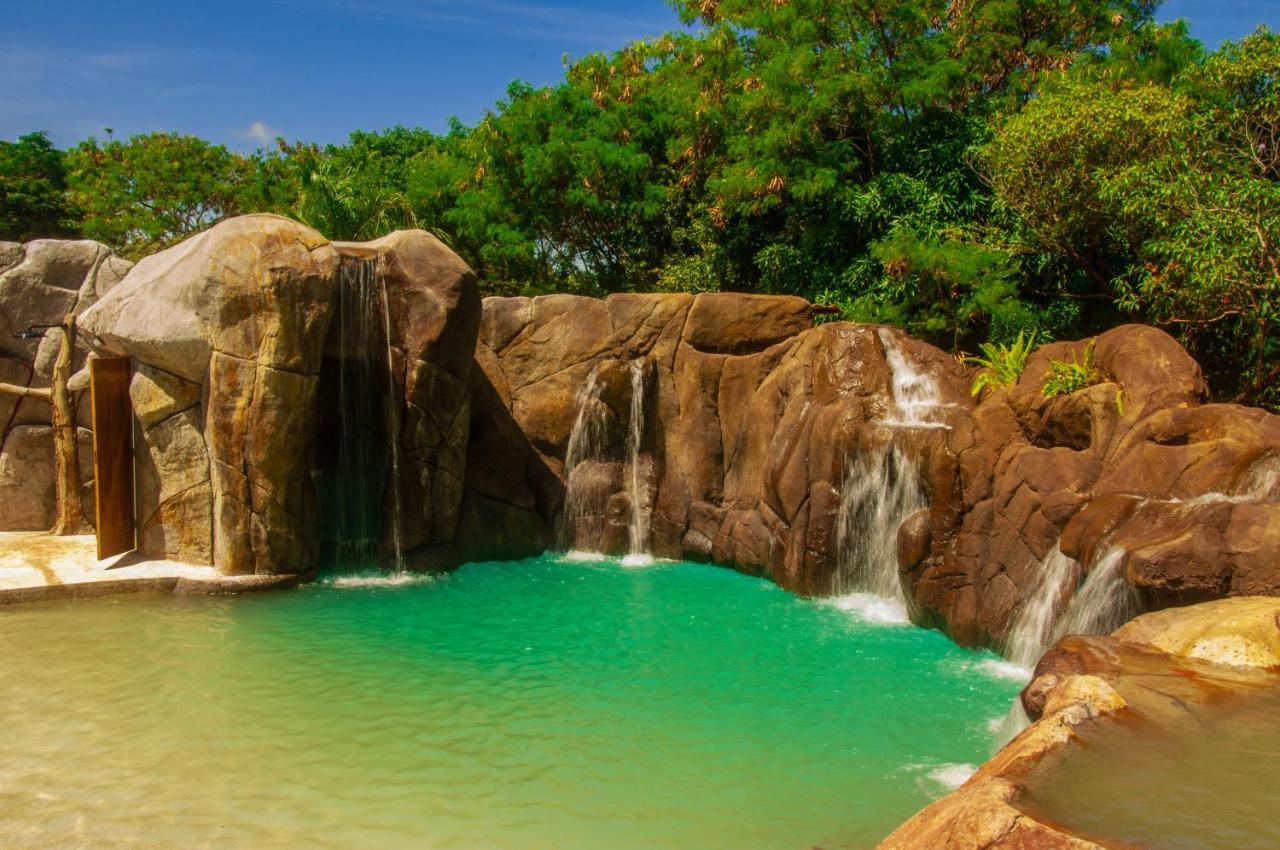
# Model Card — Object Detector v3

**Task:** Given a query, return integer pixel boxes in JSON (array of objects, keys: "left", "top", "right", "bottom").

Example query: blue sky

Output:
[{"left": 0, "top": 0, "right": 1273, "bottom": 150}]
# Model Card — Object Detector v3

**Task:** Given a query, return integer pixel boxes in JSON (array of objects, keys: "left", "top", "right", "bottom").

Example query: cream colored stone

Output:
[{"left": 1114, "top": 596, "right": 1280, "bottom": 668}]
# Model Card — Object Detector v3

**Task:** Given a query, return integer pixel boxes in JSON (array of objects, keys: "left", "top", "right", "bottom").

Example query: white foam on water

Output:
[
  {"left": 327, "top": 573, "right": 438, "bottom": 589},
  {"left": 562, "top": 550, "right": 607, "bottom": 563},
  {"left": 620, "top": 553, "right": 657, "bottom": 568},
  {"left": 828, "top": 593, "right": 911, "bottom": 625},
  {"left": 927, "top": 763, "right": 978, "bottom": 792},
  {"left": 966, "top": 657, "right": 1033, "bottom": 683}
]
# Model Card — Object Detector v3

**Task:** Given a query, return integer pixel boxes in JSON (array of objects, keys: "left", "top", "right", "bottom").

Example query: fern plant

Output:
[
  {"left": 1042, "top": 339, "right": 1105, "bottom": 398},
  {"left": 966, "top": 331, "right": 1037, "bottom": 397}
]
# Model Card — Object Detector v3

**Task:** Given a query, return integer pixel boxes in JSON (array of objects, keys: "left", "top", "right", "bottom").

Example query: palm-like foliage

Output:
[
  {"left": 966, "top": 331, "right": 1037, "bottom": 397},
  {"left": 297, "top": 157, "right": 418, "bottom": 241},
  {"left": 1042, "top": 339, "right": 1105, "bottom": 398}
]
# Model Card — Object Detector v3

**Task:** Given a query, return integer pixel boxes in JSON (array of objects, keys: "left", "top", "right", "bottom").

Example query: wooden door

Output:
[{"left": 90, "top": 357, "right": 135, "bottom": 559}]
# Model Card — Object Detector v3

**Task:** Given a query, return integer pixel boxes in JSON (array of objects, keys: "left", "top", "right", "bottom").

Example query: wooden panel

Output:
[{"left": 90, "top": 357, "right": 135, "bottom": 559}]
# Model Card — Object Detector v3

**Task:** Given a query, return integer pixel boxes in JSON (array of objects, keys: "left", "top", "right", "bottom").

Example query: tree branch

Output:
[{"left": 0, "top": 383, "right": 52, "bottom": 402}]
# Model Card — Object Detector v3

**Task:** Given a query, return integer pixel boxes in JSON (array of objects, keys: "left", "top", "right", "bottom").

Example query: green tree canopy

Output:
[{"left": 0, "top": 132, "right": 79, "bottom": 242}]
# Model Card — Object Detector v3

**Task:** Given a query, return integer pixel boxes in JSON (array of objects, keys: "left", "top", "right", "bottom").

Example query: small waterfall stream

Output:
[
  {"left": 561, "top": 367, "right": 608, "bottom": 552},
  {"left": 560, "top": 359, "right": 650, "bottom": 559},
  {"left": 834, "top": 446, "right": 926, "bottom": 618},
  {"left": 830, "top": 332, "right": 944, "bottom": 618},
  {"left": 1003, "top": 546, "right": 1139, "bottom": 670},
  {"left": 623, "top": 359, "right": 652, "bottom": 564},
  {"left": 994, "top": 546, "right": 1139, "bottom": 746},
  {"left": 1003, "top": 547, "right": 1081, "bottom": 669},
  {"left": 878, "top": 329, "right": 948, "bottom": 429},
  {"left": 378, "top": 280, "right": 405, "bottom": 571},
  {"left": 1049, "top": 548, "right": 1140, "bottom": 641}
]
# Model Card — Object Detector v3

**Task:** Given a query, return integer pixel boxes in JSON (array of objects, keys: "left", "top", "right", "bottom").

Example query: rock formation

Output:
[
  {"left": 0, "top": 239, "right": 132, "bottom": 530},
  {"left": 77, "top": 214, "right": 479, "bottom": 574},
  {"left": 463, "top": 297, "right": 1280, "bottom": 650},
  {"left": 3, "top": 216, "right": 1277, "bottom": 650},
  {"left": 878, "top": 596, "right": 1280, "bottom": 849}
]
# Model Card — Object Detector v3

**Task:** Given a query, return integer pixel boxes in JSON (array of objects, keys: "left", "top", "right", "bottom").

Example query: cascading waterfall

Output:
[
  {"left": 1002, "top": 546, "right": 1139, "bottom": 671},
  {"left": 560, "top": 359, "right": 651, "bottom": 560},
  {"left": 623, "top": 359, "right": 652, "bottom": 563},
  {"left": 878, "top": 328, "right": 947, "bottom": 429},
  {"left": 992, "top": 547, "right": 1138, "bottom": 748},
  {"left": 834, "top": 445, "right": 926, "bottom": 614},
  {"left": 828, "top": 333, "right": 943, "bottom": 617},
  {"left": 1238, "top": 453, "right": 1280, "bottom": 500},
  {"left": 1049, "top": 547, "right": 1140, "bottom": 641},
  {"left": 560, "top": 366, "right": 609, "bottom": 552},
  {"left": 319, "top": 257, "right": 404, "bottom": 573},
  {"left": 1003, "top": 547, "right": 1081, "bottom": 669}
]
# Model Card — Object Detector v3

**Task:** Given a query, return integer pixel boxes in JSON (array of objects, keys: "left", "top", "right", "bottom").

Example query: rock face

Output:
[
  {"left": 1111, "top": 596, "right": 1280, "bottom": 668},
  {"left": 459, "top": 292, "right": 972, "bottom": 597},
  {"left": 0, "top": 239, "right": 132, "bottom": 530},
  {"left": 79, "top": 215, "right": 480, "bottom": 574},
  {"left": 463, "top": 301, "right": 1280, "bottom": 647},
  {"left": 914, "top": 325, "right": 1280, "bottom": 648}
]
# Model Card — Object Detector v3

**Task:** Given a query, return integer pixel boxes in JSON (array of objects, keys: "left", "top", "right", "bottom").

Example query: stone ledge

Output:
[{"left": 0, "top": 532, "right": 299, "bottom": 605}]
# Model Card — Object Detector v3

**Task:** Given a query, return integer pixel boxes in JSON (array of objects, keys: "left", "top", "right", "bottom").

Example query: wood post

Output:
[{"left": 50, "top": 314, "right": 87, "bottom": 535}]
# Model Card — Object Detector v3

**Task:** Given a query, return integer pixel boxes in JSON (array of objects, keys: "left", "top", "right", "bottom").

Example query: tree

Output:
[
  {"left": 979, "top": 76, "right": 1187, "bottom": 291},
  {"left": 0, "top": 132, "right": 79, "bottom": 241},
  {"left": 291, "top": 148, "right": 418, "bottom": 242},
  {"left": 66, "top": 132, "right": 265, "bottom": 259},
  {"left": 1105, "top": 28, "right": 1280, "bottom": 403}
]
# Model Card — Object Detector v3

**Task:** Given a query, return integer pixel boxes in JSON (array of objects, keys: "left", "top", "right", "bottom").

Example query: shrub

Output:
[{"left": 966, "top": 331, "right": 1037, "bottom": 397}]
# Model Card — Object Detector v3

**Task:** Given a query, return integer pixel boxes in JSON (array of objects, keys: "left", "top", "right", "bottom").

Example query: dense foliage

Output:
[{"left": 1, "top": 3, "right": 1275, "bottom": 404}]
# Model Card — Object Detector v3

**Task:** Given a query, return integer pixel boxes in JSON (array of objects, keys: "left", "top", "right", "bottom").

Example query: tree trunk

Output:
[{"left": 49, "top": 315, "right": 88, "bottom": 536}]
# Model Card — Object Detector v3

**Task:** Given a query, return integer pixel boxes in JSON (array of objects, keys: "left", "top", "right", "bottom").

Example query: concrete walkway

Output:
[{"left": 0, "top": 533, "right": 298, "bottom": 604}]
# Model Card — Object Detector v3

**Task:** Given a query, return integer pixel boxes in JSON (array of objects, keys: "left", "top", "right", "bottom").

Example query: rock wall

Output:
[
  {"left": 0, "top": 239, "right": 133, "bottom": 530},
  {"left": 924, "top": 326, "right": 1280, "bottom": 646},
  {"left": 459, "top": 292, "right": 972, "bottom": 597},
  {"left": 461, "top": 297, "right": 1280, "bottom": 650}
]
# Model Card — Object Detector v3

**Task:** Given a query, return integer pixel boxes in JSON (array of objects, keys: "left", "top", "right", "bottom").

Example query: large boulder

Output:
[
  {"left": 1112, "top": 596, "right": 1280, "bottom": 668},
  {"left": 81, "top": 215, "right": 480, "bottom": 574}
]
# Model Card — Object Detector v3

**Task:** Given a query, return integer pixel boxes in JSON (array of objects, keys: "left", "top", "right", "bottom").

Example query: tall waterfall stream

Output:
[
  {"left": 317, "top": 257, "right": 404, "bottom": 573},
  {"left": 560, "top": 359, "right": 651, "bottom": 561}
]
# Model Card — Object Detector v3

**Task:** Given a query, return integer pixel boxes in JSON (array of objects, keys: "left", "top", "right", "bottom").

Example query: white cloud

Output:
[{"left": 236, "top": 121, "right": 279, "bottom": 146}]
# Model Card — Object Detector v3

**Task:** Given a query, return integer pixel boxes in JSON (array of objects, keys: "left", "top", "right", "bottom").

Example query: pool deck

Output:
[{"left": 0, "top": 533, "right": 299, "bottom": 604}]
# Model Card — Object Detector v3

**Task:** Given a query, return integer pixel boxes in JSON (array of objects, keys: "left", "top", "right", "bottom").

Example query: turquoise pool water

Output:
[{"left": 0, "top": 555, "right": 1021, "bottom": 849}]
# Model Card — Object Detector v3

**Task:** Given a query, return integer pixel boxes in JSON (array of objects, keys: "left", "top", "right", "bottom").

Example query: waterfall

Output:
[
  {"left": 834, "top": 445, "right": 925, "bottom": 612},
  {"left": 1239, "top": 453, "right": 1280, "bottom": 500},
  {"left": 878, "top": 328, "right": 947, "bottom": 429},
  {"left": 623, "top": 359, "right": 652, "bottom": 565},
  {"left": 1002, "top": 545, "right": 1139, "bottom": 671},
  {"left": 1049, "top": 548, "right": 1140, "bottom": 643},
  {"left": 317, "top": 257, "right": 403, "bottom": 573},
  {"left": 560, "top": 359, "right": 651, "bottom": 561},
  {"left": 378, "top": 281, "right": 405, "bottom": 572},
  {"left": 561, "top": 366, "right": 610, "bottom": 552},
  {"left": 992, "top": 700, "right": 1032, "bottom": 749},
  {"left": 1003, "top": 547, "right": 1081, "bottom": 669}
]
